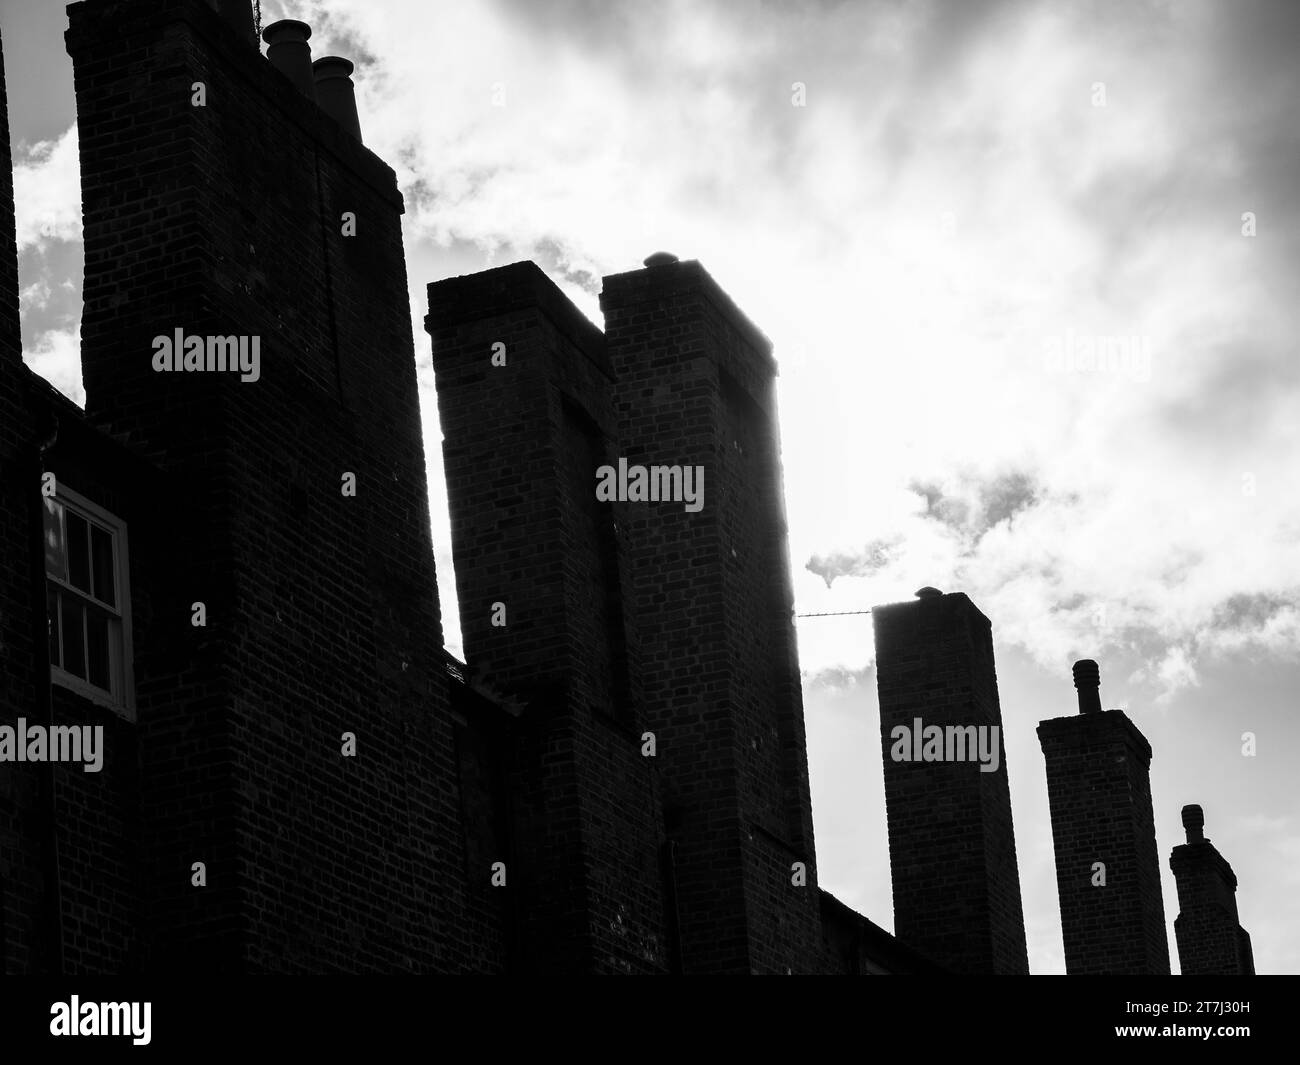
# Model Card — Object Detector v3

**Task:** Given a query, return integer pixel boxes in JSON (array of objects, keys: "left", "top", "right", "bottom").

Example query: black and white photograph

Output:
[{"left": 0, "top": 0, "right": 1294, "bottom": 1049}]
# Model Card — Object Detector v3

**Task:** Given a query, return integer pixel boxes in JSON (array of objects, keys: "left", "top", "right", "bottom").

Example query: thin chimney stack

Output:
[
  {"left": 1170, "top": 805, "right": 1255, "bottom": 974},
  {"left": 1038, "top": 660, "right": 1170, "bottom": 973}
]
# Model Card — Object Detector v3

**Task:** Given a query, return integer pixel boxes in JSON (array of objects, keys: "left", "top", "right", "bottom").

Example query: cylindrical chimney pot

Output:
[
  {"left": 214, "top": 0, "right": 258, "bottom": 48},
  {"left": 1072, "top": 659, "right": 1102, "bottom": 714},
  {"left": 262, "top": 20, "right": 316, "bottom": 99},
  {"left": 1182, "top": 804, "right": 1205, "bottom": 843},
  {"left": 313, "top": 57, "right": 362, "bottom": 141}
]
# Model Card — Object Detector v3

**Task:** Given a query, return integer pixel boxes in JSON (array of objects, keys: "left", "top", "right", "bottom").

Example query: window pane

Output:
[
  {"left": 47, "top": 586, "right": 61, "bottom": 666},
  {"left": 60, "top": 596, "right": 86, "bottom": 679},
  {"left": 43, "top": 498, "right": 65, "bottom": 580},
  {"left": 87, "top": 609, "right": 111, "bottom": 691},
  {"left": 91, "top": 524, "right": 116, "bottom": 607},
  {"left": 66, "top": 511, "right": 91, "bottom": 594}
]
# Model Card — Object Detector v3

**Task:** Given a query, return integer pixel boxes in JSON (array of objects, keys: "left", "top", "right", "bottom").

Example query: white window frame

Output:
[{"left": 45, "top": 484, "right": 136, "bottom": 720}]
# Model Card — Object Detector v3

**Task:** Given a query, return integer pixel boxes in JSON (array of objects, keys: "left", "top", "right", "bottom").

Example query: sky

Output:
[{"left": 4, "top": 0, "right": 1298, "bottom": 974}]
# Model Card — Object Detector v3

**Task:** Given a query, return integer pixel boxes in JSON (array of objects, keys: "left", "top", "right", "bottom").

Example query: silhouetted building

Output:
[
  {"left": 1170, "top": 805, "right": 1254, "bottom": 975},
  {"left": 872, "top": 588, "right": 1030, "bottom": 974},
  {"left": 0, "top": 0, "right": 896, "bottom": 974},
  {"left": 1038, "top": 661, "right": 1171, "bottom": 974}
]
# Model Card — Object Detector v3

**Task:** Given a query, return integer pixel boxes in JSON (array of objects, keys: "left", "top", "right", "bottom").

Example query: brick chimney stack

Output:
[
  {"left": 872, "top": 588, "right": 1030, "bottom": 974},
  {"left": 600, "top": 255, "right": 823, "bottom": 973},
  {"left": 65, "top": 0, "right": 471, "bottom": 971},
  {"left": 1170, "top": 805, "right": 1255, "bottom": 974},
  {"left": 1038, "top": 661, "right": 1171, "bottom": 973}
]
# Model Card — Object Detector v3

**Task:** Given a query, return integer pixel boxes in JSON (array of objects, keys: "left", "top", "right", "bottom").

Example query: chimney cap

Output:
[
  {"left": 1071, "top": 659, "right": 1102, "bottom": 714},
  {"left": 1072, "top": 659, "right": 1100, "bottom": 688},
  {"left": 914, "top": 586, "right": 943, "bottom": 599},
  {"left": 643, "top": 251, "right": 679, "bottom": 267},
  {"left": 1182, "top": 803, "right": 1206, "bottom": 843},
  {"left": 262, "top": 18, "right": 312, "bottom": 44},
  {"left": 313, "top": 56, "right": 355, "bottom": 77}
]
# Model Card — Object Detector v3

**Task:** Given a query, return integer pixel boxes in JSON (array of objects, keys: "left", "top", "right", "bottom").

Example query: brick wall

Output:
[
  {"left": 1038, "top": 699, "right": 1171, "bottom": 974},
  {"left": 601, "top": 257, "right": 823, "bottom": 974},
  {"left": 872, "top": 590, "right": 1030, "bottom": 974},
  {"left": 63, "top": 0, "right": 473, "bottom": 971},
  {"left": 427, "top": 263, "right": 669, "bottom": 973}
]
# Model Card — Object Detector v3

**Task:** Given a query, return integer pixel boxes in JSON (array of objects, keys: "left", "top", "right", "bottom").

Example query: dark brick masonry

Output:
[
  {"left": 0, "top": 0, "right": 838, "bottom": 974},
  {"left": 872, "top": 589, "right": 1030, "bottom": 974},
  {"left": 1037, "top": 661, "right": 1171, "bottom": 974}
]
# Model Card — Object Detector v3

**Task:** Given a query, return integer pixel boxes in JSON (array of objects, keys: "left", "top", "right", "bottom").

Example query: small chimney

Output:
[
  {"left": 1181, "top": 803, "right": 1205, "bottom": 843},
  {"left": 1071, "top": 659, "right": 1102, "bottom": 715},
  {"left": 1170, "top": 804, "right": 1254, "bottom": 974},
  {"left": 313, "top": 57, "right": 362, "bottom": 141},
  {"left": 262, "top": 20, "right": 316, "bottom": 100},
  {"left": 211, "top": 0, "right": 258, "bottom": 49}
]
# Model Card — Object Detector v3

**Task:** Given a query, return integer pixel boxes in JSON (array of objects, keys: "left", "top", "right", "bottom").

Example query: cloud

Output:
[
  {"left": 22, "top": 326, "right": 84, "bottom": 406},
  {"left": 270, "top": 0, "right": 1300, "bottom": 707},
  {"left": 806, "top": 537, "right": 899, "bottom": 587},
  {"left": 19, "top": 279, "right": 52, "bottom": 316},
  {"left": 12, "top": 124, "right": 81, "bottom": 252}
]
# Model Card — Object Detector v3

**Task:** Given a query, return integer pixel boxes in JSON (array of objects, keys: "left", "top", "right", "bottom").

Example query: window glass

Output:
[
  {"left": 66, "top": 510, "right": 91, "bottom": 594},
  {"left": 60, "top": 595, "right": 86, "bottom": 678},
  {"left": 47, "top": 585, "right": 60, "bottom": 664},
  {"left": 43, "top": 497, "right": 65, "bottom": 580},
  {"left": 87, "top": 609, "right": 111, "bottom": 690},
  {"left": 91, "top": 523, "right": 116, "bottom": 607}
]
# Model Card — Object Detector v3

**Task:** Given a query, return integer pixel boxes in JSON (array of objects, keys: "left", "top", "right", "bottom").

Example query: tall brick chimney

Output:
[
  {"left": 1170, "top": 805, "right": 1255, "bottom": 974},
  {"left": 1038, "top": 661, "right": 1171, "bottom": 973},
  {"left": 65, "top": 0, "right": 473, "bottom": 971},
  {"left": 872, "top": 588, "right": 1030, "bottom": 974},
  {"left": 600, "top": 255, "right": 823, "bottom": 973},
  {"left": 425, "top": 263, "right": 669, "bottom": 973}
]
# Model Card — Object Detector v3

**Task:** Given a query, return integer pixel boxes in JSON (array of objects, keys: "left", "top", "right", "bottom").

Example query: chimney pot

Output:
[
  {"left": 1071, "top": 658, "right": 1102, "bottom": 714},
  {"left": 262, "top": 20, "right": 317, "bottom": 100},
  {"left": 1182, "top": 804, "right": 1205, "bottom": 843},
  {"left": 643, "top": 251, "right": 679, "bottom": 267},
  {"left": 313, "top": 57, "right": 362, "bottom": 141}
]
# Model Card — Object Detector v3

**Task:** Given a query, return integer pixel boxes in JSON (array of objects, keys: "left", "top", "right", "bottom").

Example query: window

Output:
[{"left": 43, "top": 486, "right": 134, "bottom": 717}]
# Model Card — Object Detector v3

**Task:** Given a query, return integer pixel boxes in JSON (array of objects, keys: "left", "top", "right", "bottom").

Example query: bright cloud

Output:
[
  {"left": 13, "top": 124, "right": 81, "bottom": 251},
  {"left": 270, "top": 0, "right": 1300, "bottom": 704}
]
